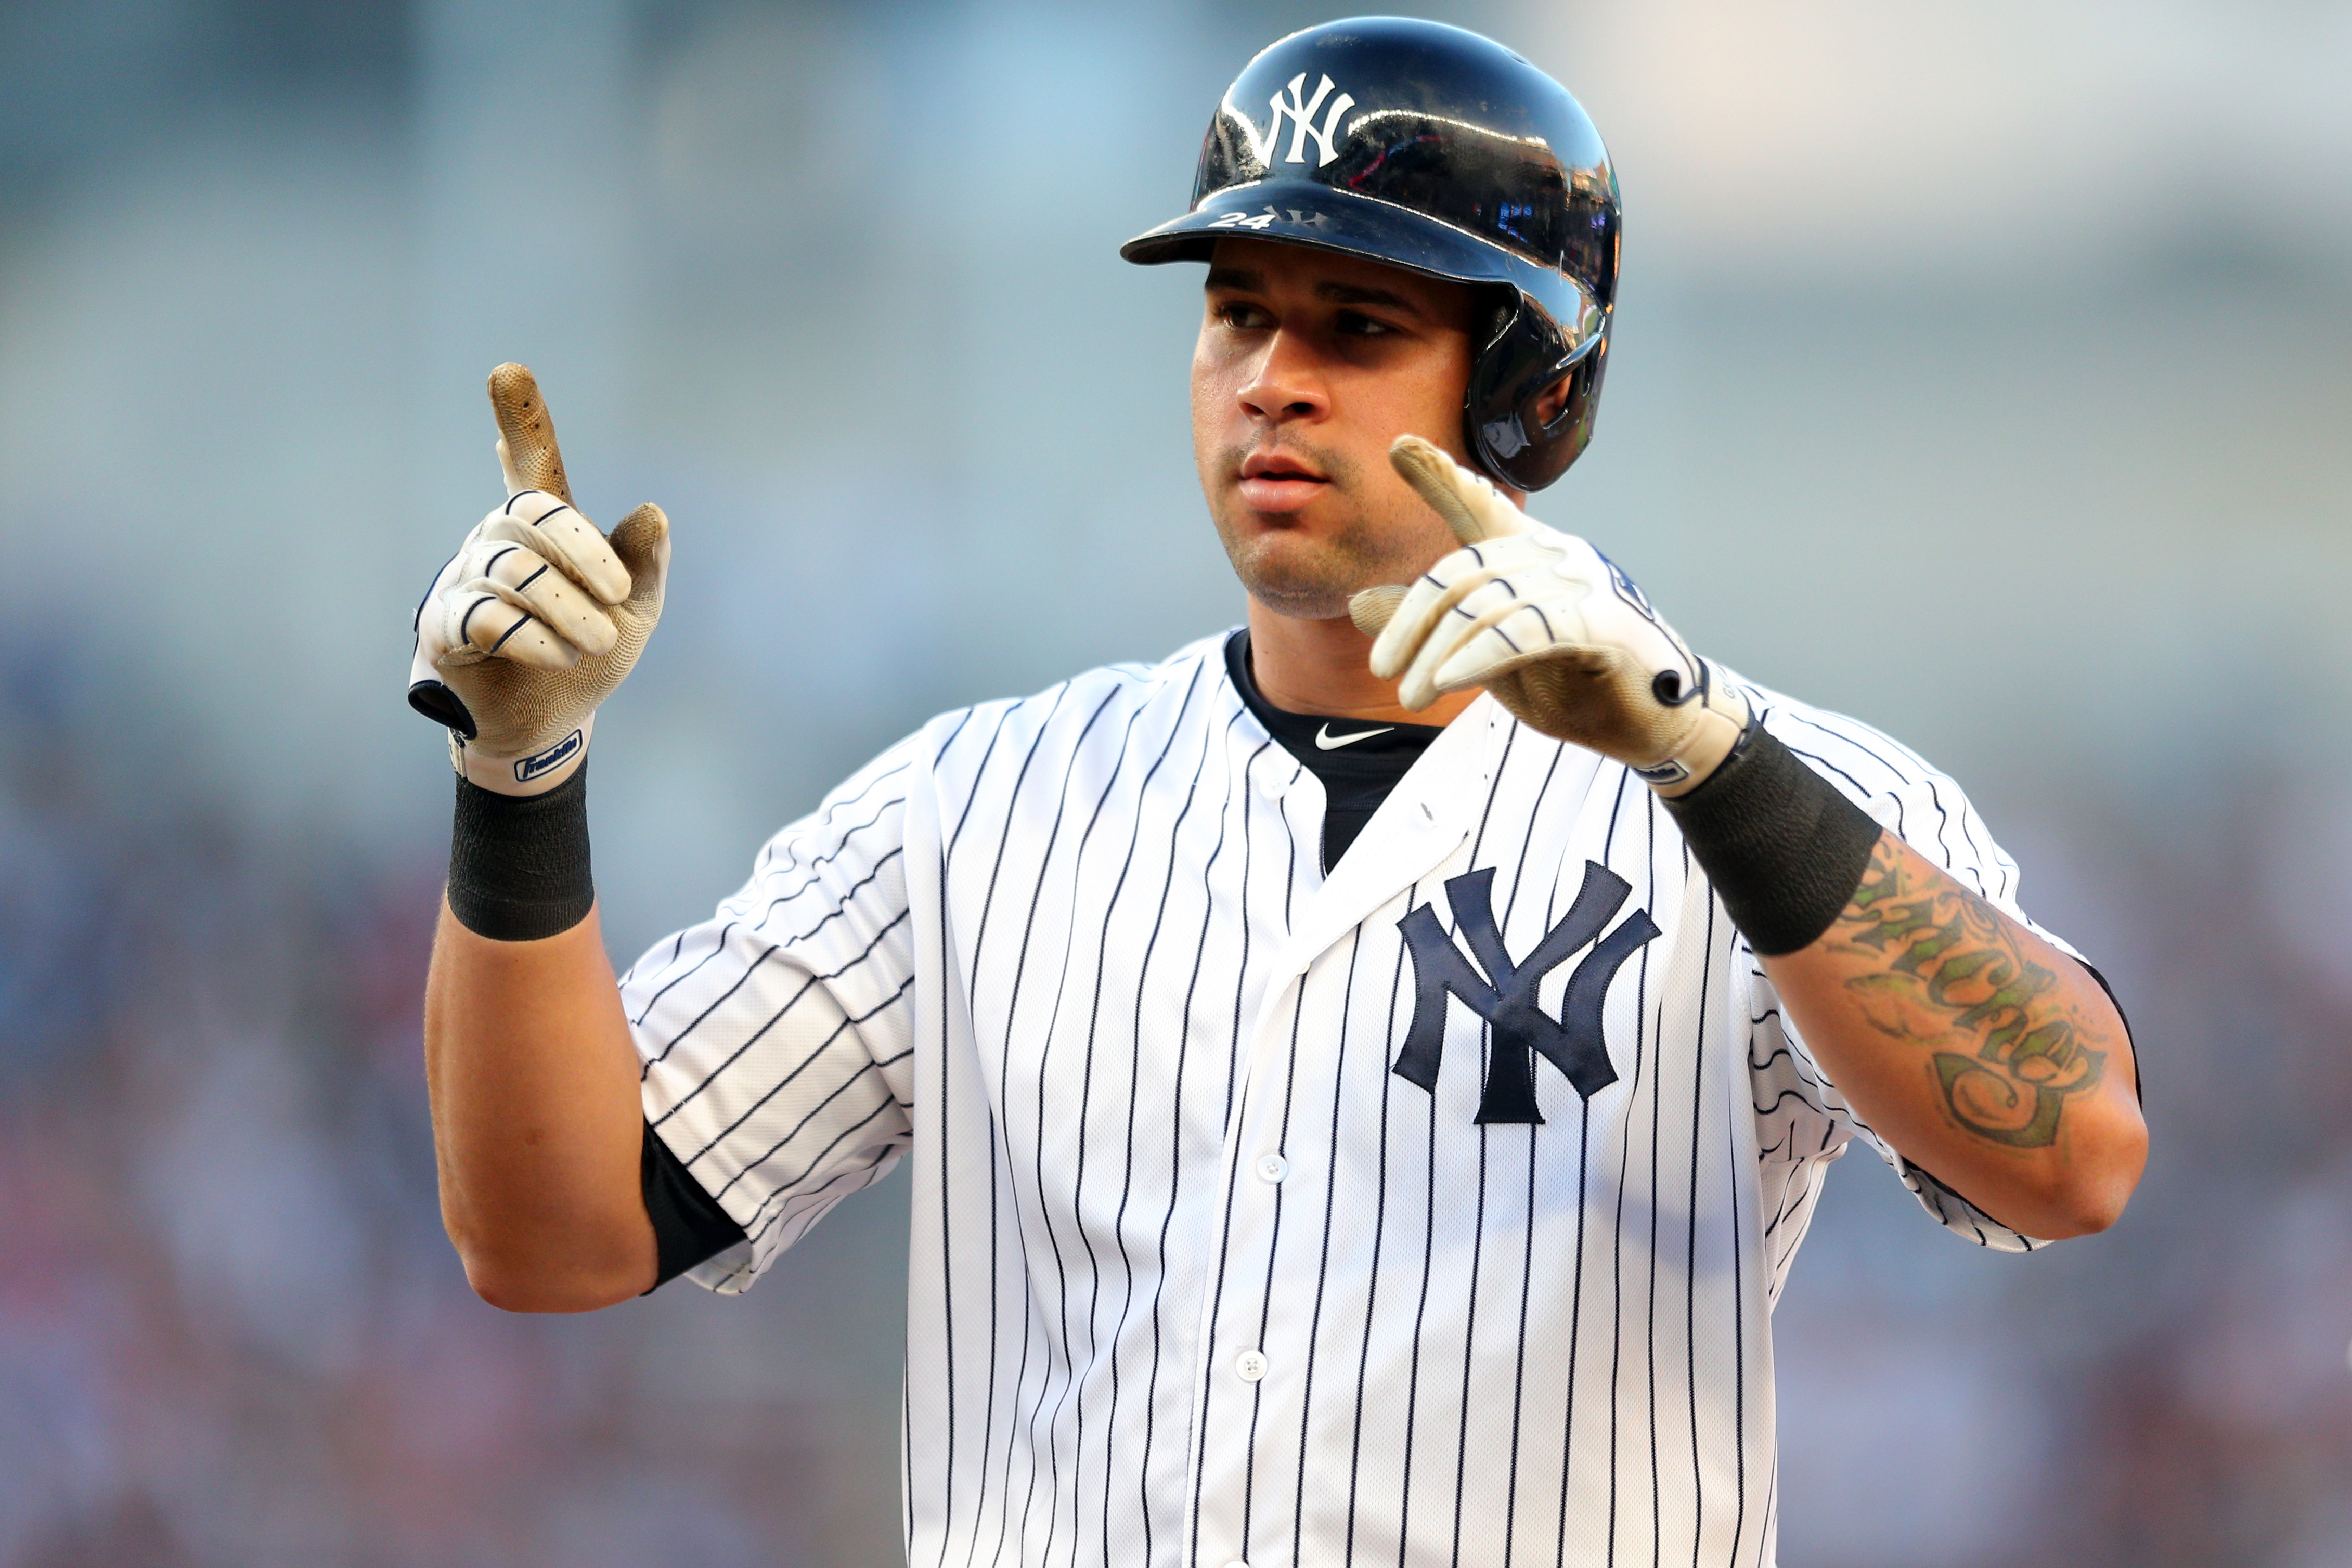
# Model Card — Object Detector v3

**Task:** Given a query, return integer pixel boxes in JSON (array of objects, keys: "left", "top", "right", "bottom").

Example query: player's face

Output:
[{"left": 1192, "top": 237, "right": 1495, "bottom": 623}]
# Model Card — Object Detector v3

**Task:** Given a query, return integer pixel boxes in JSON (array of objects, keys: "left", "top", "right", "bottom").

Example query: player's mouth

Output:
[{"left": 1237, "top": 451, "right": 1330, "bottom": 513}]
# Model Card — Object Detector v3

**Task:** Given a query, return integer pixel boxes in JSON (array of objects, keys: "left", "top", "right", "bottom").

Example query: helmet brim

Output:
[{"left": 1120, "top": 182, "right": 1597, "bottom": 348}]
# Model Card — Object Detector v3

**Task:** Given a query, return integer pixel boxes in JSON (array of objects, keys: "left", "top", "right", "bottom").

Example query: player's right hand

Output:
[
  {"left": 407, "top": 363, "right": 670, "bottom": 796},
  {"left": 1349, "top": 435, "right": 1746, "bottom": 796}
]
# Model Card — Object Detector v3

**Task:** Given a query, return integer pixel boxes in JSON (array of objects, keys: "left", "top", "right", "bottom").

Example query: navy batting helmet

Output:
[{"left": 1122, "top": 17, "right": 1620, "bottom": 491}]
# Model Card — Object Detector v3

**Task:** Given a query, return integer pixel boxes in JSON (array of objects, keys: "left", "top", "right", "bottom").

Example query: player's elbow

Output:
[
  {"left": 445, "top": 1209, "right": 654, "bottom": 1313},
  {"left": 2026, "top": 1186, "right": 2126, "bottom": 1241},
  {"left": 458, "top": 1254, "right": 546, "bottom": 1313},
  {"left": 2019, "top": 1121, "right": 2148, "bottom": 1240},
  {"left": 457, "top": 1246, "right": 648, "bottom": 1313}
]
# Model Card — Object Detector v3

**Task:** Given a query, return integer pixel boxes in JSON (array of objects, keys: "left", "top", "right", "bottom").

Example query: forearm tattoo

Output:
[{"left": 1824, "top": 837, "right": 2106, "bottom": 1148}]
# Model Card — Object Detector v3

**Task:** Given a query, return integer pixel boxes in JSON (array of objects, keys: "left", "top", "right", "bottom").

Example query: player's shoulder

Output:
[
  {"left": 1726, "top": 669, "right": 1963, "bottom": 803},
  {"left": 756, "top": 638, "right": 1236, "bottom": 889},
  {"left": 1724, "top": 668, "right": 2029, "bottom": 904},
  {"left": 915, "top": 632, "right": 1238, "bottom": 789}
]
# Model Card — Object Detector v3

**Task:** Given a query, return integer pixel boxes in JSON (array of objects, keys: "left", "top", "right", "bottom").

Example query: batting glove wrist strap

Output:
[
  {"left": 447, "top": 766, "right": 595, "bottom": 942},
  {"left": 1661, "top": 721, "right": 1883, "bottom": 956},
  {"left": 446, "top": 712, "right": 595, "bottom": 797}
]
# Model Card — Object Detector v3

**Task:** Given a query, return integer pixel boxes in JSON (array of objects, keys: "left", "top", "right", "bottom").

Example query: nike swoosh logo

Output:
[{"left": 1315, "top": 723, "right": 1395, "bottom": 750}]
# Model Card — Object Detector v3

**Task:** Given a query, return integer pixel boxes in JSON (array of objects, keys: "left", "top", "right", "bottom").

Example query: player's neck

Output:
[{"left": 1243, "top": 599, "right": 1479, "bottom": 726}]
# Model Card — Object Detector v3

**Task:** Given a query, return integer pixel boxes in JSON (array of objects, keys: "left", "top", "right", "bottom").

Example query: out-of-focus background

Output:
[{"left": 0, "top": 0, "right": 2346, "bottom": 1562}]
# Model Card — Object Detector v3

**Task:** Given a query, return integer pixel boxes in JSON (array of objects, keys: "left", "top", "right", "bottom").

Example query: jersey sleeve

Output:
[
  {"left": 620, "top": 738, "right": 923, "bottom": 1294},
  {"left": 1738, "top": 685, "right": 2071, "bottom": 1255}
]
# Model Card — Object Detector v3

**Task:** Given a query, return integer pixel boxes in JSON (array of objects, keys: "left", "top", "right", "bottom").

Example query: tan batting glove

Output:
[
  {"left": 407, "top": 364, "right": 670, "bottom": 796},
  {"left": 1349, "top": 435, "right": 1749, "bottom": 797}
]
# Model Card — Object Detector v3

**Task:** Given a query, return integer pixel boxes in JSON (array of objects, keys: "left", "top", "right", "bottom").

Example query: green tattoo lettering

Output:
[{"left": 1829, "top": 841, "right": 2104, "bottom": 1148}]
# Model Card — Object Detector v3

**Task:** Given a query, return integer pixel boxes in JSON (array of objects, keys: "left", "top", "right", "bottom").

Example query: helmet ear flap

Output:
[{"left": 1464, "top": 291, "right": 1608, "bottom": 492}]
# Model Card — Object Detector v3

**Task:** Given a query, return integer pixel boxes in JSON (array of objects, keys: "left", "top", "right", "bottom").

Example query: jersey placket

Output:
[{"left": 1182, "top": 708, "right": 1498, "bottom": 1568}]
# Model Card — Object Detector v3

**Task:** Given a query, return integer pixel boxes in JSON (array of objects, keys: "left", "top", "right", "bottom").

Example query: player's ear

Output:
[{"left": 1532, "top": 372, "right": 1573, "bottom": 431}]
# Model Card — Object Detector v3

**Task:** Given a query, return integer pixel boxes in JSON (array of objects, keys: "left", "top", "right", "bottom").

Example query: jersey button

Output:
[
  {"left": 1234, "top": 1350, "right": 1268, "bottom": 1383},
  {"left": 1255, "top": 1154, "right": 1288, "bottom": 1184},
  {"left": 1221, "top": 1561, "right": 1249, "bottom": 1568}
]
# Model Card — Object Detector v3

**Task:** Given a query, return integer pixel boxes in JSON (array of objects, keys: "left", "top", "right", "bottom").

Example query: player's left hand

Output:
[{"left": 1349, "top": 435, "right": 1750, "bottom": 795}]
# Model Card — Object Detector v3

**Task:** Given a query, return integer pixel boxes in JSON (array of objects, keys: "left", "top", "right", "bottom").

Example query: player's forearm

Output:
[
  {"left": 1762, "top": 832, "right": 2145, "bottom": 1239},
  {"left": 424, "top": 899, "right": 657, "bottom": 1310}
]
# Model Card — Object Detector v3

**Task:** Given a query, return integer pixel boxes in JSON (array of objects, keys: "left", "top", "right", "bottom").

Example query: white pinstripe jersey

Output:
[{"left": 623, "top": 631, "right": 2069, "bottom": 1568}]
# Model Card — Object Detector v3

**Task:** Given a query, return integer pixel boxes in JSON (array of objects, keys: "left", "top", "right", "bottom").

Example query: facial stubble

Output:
[{"left": 1209, "top": 440, "right": 1449, "bottom": 623}]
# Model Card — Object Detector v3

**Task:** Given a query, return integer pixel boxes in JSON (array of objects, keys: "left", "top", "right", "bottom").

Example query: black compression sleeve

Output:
[
  {"left": 1661, "top": 721, "right": 1884, "bottom": 957},
  {"left": 641, "top": 1120, "right": 748, "bottom": 1289},
  {"left": 447, "top": 767, "right": 596, "bottom": 941}
]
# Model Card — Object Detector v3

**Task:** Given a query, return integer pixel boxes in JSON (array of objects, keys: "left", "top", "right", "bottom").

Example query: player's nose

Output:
[{"left": 1236, "top": 328, "right": 1329, "bottom": 425}]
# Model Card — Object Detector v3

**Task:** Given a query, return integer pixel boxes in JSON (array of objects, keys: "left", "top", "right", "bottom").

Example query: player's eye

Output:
[
  {"left": 1335, "top": 310, "right": 1397, "bottom": 338},
  {"left": 1214, "top": 299, "right": 1273, "bottom": 331}
]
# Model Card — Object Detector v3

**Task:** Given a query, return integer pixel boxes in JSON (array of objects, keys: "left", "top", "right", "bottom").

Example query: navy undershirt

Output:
[
  {"left": 1223, "top": 629, "right": 1443, "bottom": 872},
  {"left": 643, "top": 1121, "right": 745, "bottom": 1288}
]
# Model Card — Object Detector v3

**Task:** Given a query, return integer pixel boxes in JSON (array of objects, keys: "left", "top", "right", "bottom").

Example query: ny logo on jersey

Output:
[
  {"left": 1244, "top": 72, "right": 1356, "bottom": 168},
  {"left": 1394, "top": 862, "right": 1660, "bottom": 1124}
]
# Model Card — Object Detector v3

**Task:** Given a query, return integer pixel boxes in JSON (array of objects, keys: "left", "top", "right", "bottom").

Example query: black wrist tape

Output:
[
  {"left": 1662, "top": 722, "right": 1884, "bottom": 956},
  {"left": 447, "top": 766, "right": 595, "bottom": 941}
]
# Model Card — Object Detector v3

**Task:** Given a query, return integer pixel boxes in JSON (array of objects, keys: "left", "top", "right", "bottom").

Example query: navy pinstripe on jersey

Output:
[{"left": 621, "top": 633, "right": 2072, "bottom": 1568}]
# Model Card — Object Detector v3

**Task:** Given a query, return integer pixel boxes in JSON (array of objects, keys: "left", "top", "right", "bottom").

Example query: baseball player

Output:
[{"left": 412, "top": 19, "right": 2144, "bottom": 1567}]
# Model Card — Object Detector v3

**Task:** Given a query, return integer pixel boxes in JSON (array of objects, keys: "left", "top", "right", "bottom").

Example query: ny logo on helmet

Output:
[
  {"left": 1394, "top": 862, "right": 1659, "bottom": 1124},
  {"left": 1246, "top": 73, "right": 1356, "bottom": 169}
]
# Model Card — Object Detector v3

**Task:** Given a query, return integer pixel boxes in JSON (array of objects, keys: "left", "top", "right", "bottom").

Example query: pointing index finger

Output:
[
  {"left": 487, "top": 362, "right": 574, "bottom": 506},
  {"left": 1389, "top": 434, "right": 1525, "bottom": 547}
]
